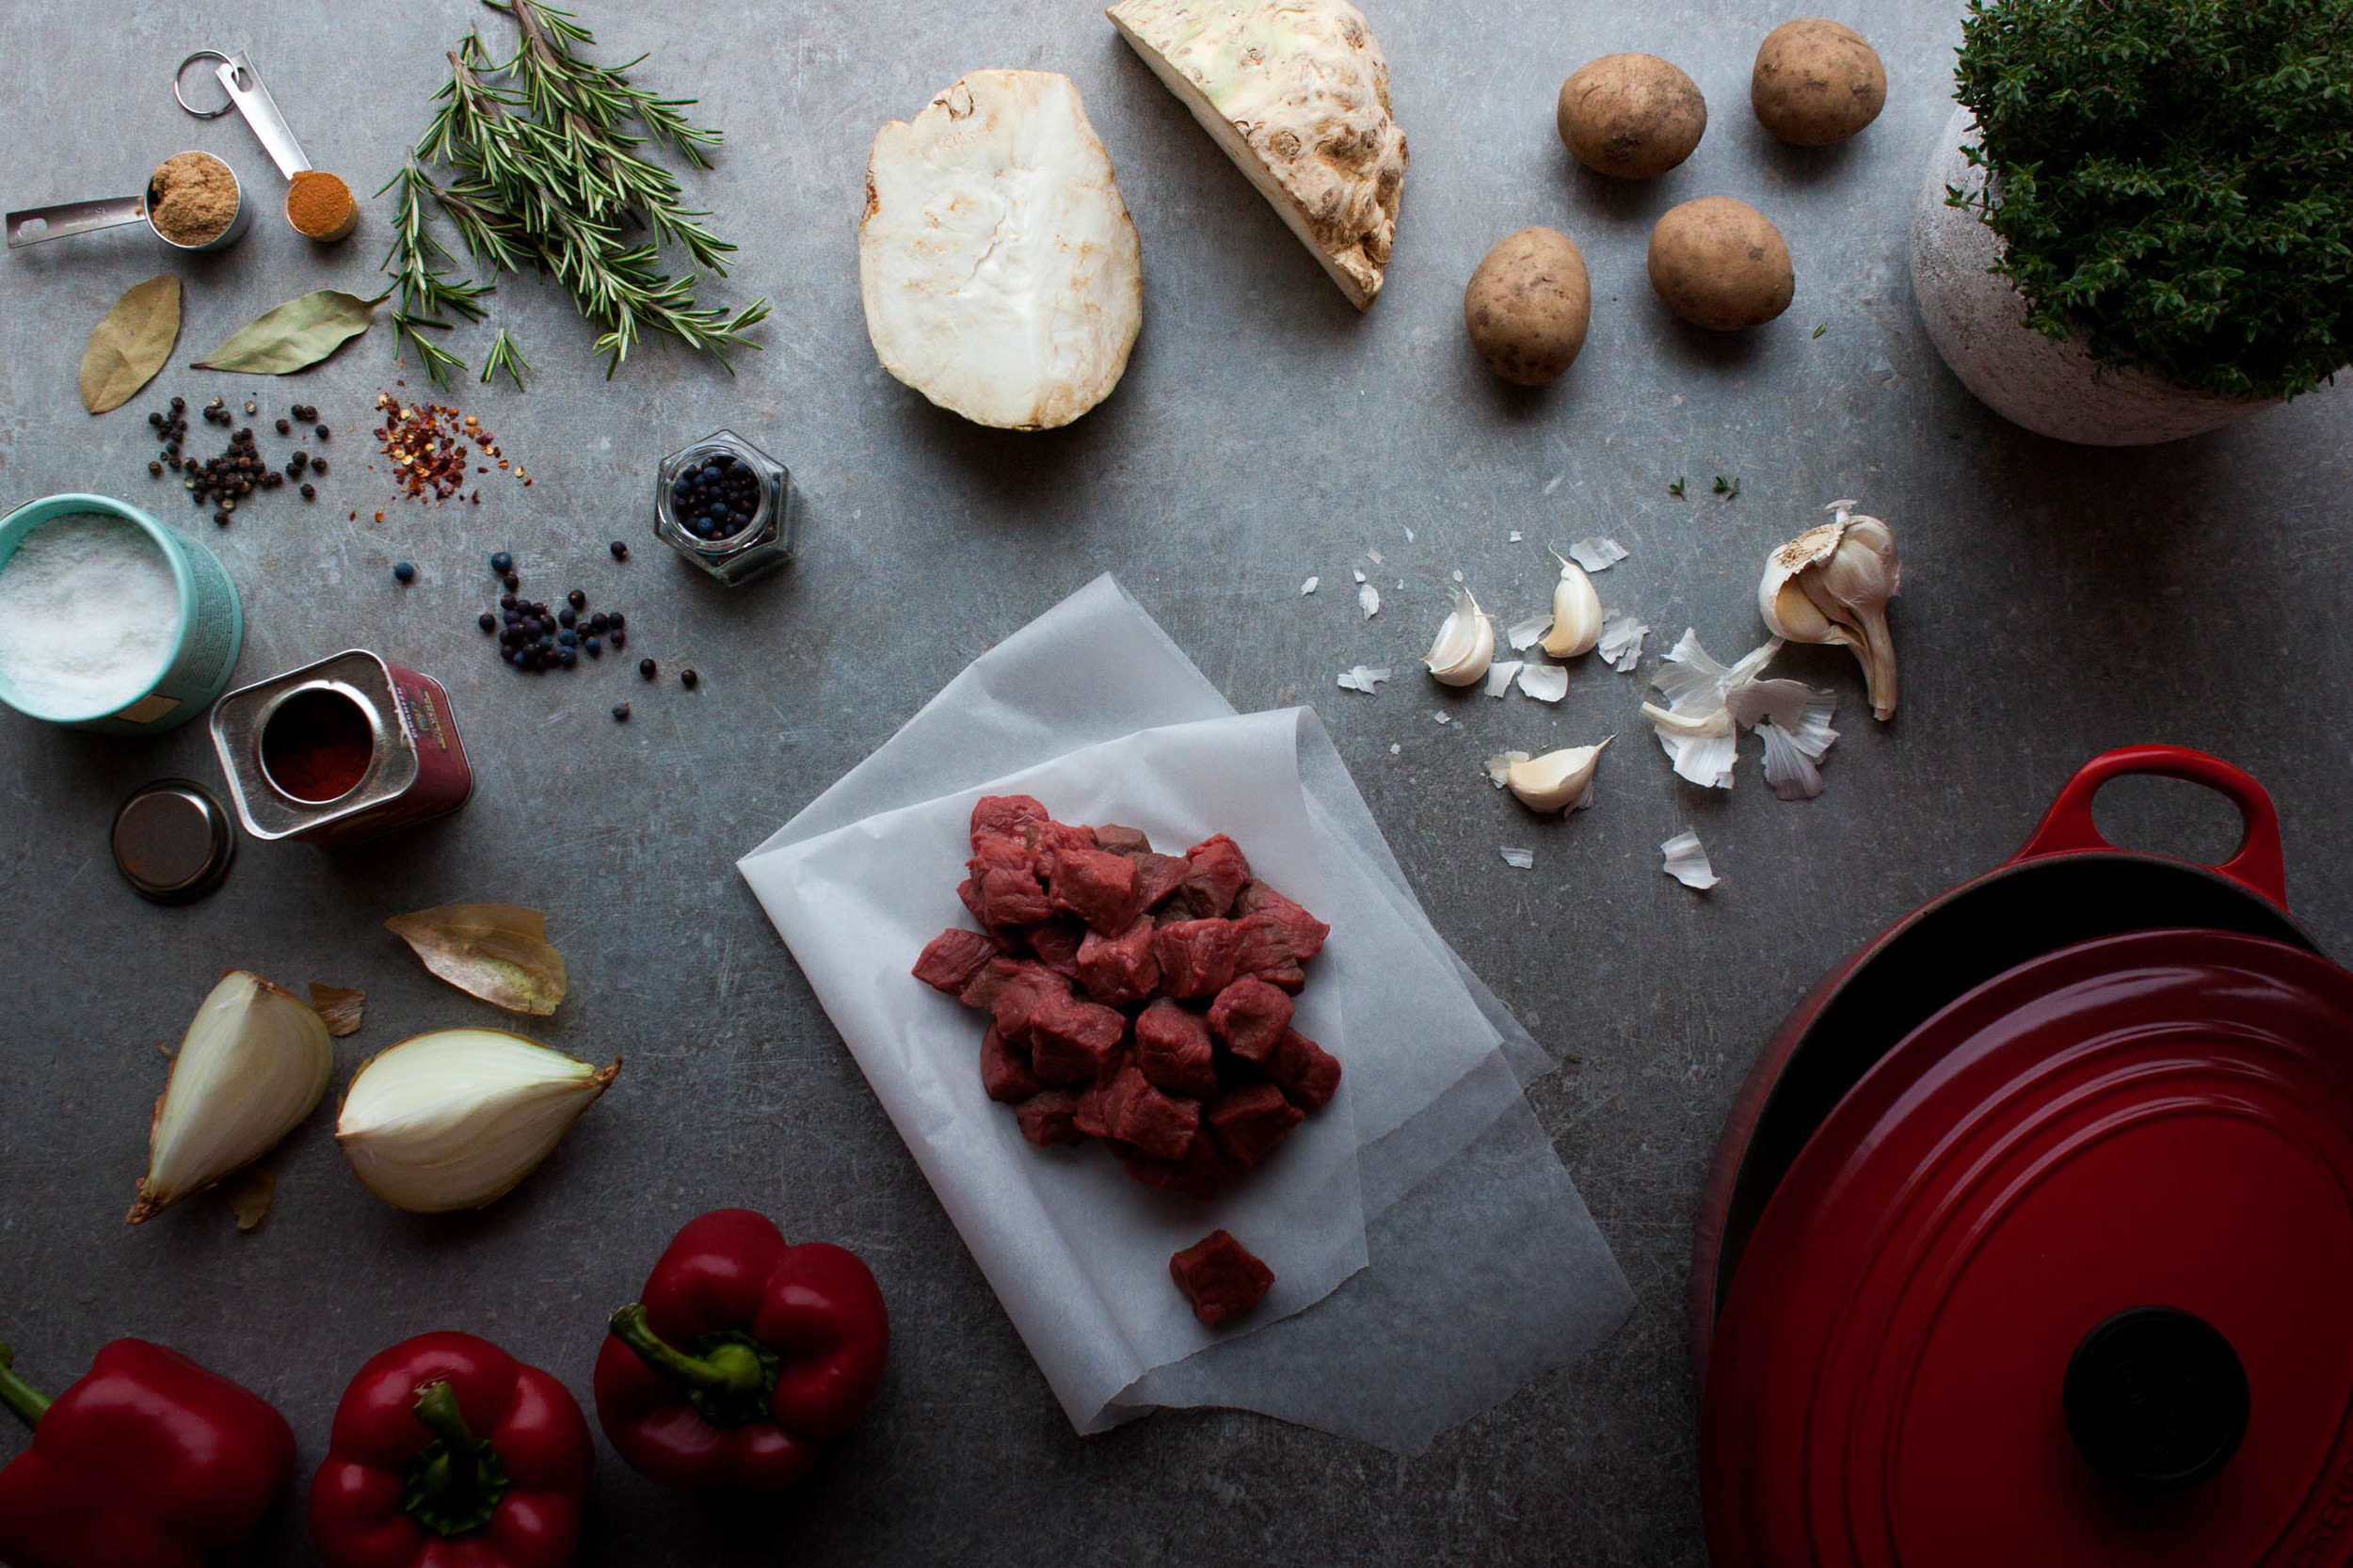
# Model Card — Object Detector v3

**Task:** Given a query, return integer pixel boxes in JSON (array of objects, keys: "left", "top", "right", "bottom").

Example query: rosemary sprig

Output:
[
  {"left": 382, "top": 0, "right": 766, "bottom": 384},
  {"left": 482, "top": 328, "right": 531, "bottom": 391}
]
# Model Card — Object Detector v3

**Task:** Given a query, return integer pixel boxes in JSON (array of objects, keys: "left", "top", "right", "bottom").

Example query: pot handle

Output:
[{"left": 2012, "top": 745, "right": 2288, "bottom": 911}]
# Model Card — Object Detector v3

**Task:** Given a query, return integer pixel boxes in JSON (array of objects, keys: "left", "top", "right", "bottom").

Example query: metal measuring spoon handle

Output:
[
  {"left": 179, "top": 48, "right": 311, "bottom": 178},
  {"left": 6, "top": 196, "right": 150, "bottom": 248}
]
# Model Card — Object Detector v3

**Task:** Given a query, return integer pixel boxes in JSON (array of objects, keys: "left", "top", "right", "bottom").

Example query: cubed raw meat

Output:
[
  {"left": 1074, "top": 918, "right": 1160, "bottom": 1006},
  {"left": 1025, "top": 819, "right": 1099, "bottom": 879},
  {"left": 980, "top": 1026, "right": 1046, "bottom": 1103},
  {"left": 1093, "top": 824, "right": 1153, "bottom": 855},
  {"left": 1268, "top": 1028, "right": 1342, "bottom": 1112},
  {"left": 1112, "top": 1134, "right": 1225, "bottom": 1201},
  {"left": 1207, "top": 977, "right": 1294, "bottom": 1063},
  {"left": 1016, "top": 1088, "right": 1086, "bottom": 1147},
  {"left": 1113, "top": 1074, "right": 1203, "bottom": 1161},
  {"left": 1208, "top": 1083, "right": 1305, "bottom": 1168},
  {"left": 1153, "top": 919, "right": 1240, "bottom": 999},
  {"left": 973, "top": 865, "right": 1051, "bottom": 928},
  {"left": 1133, "top": 999, "right": 1219, "bottom": 1096},
  {"left": 966, "top": 959, "right": 1065, "bottom": 1043},
  {"left": 971, "top": 794, "right": 1049, "bottom": 846},
  {"left": 1079, "top": 1063, "right": 1150, "bottom": 1140},
  {"left": 913, "top": 928, "right": 1000, "bottom": 995},
  {"left": 1027, "top": 991, "right": 1128, "bottom": 1083},
  {"left": 1236, "top": 880, "right": 1330, "bottom": 963},
  {"left": 1029, "top": 917, "right": 1086, "bottom": 979},
  {"left": 1178, "top": 834, "right": 1252, "bottom": 918},
  {"left": 1047, "top": 846, "right": 1144, "bottom": 936},
  {"left": 1169, "top": 1230, "right": 1274, "bottom": 1326},
  {"left": 1135, "top": 852, "right": 1190, "bottom": 909},
  {"left": 1231, "top": 914, "right": 1308, "bottom": 993}
]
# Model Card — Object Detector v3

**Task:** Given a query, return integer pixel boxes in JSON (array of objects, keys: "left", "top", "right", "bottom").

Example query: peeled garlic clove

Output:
[
  {"left": 1422, "top": 589, "right": 1496, "bottom": 686},
  {"left": 1541, "top": 558, "right": 1603, "bottom": 658},
  {"left": 337, "top": 1029, "right": 619, "bottom": 1213},
  {"left": 131, "top": 971, "right": 333, "bottom": 1224},
  {"left": 1505, "top": 738, "right": 1612, "bottom": 813},
  {"left": 1759, "top": 502, "right": 1901, "bottom": 720}
]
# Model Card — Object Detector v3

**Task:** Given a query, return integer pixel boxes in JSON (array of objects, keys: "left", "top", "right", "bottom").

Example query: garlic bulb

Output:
[
  {"left": 1505, "top": 739, "right": 1612, "bottom": 813},
  {"left": 130, "top": 971, "right": 333, "bottom": 1224},
  {"left": 1422, "top": 589, "right": 1496, "bottom": 686},
  {"left": 1542, "top": 557, "right": 1603, "bottom": 658},
  {"left": 1759, "top": 500, "right": 1901, "bottom": 719},
  {"left": 337, "top": 1029, "right": 619, "bottom": 1213}
]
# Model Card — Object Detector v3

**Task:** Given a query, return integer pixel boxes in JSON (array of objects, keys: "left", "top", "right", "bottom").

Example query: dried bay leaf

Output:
[
  {"left": 223, "top": 1166, "right": 275, "bottom": 1232},
  {"left": 308, "top": 984, "right": 366, "bottom": 1037},
  {"left": 191, "top": 288, "right": 388, "bottom": 374},
  {"left": 385, "top": 904, "right": 568, "bottom": 1016},
  {"left": 81, "top": 275, "right": 182, "bottom": 413}
]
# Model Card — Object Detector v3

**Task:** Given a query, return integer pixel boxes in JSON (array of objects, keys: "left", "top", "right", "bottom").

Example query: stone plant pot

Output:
[{"left": 1909, "top": 105, "right": 2273, "bottom": 446}]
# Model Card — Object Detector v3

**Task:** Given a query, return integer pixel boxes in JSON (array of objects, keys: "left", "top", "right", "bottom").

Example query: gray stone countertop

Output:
[{"left": 0, "top": 1, "right": 2346, "bottom": 1563}]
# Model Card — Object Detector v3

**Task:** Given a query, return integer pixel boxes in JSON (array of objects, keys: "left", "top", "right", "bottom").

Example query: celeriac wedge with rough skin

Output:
[
  {"left": 859, "top": 71, "right": 1144, "bottom": 431},
  {"left": 1108, "top": 0, "right": 1408, "bottom": 309}
]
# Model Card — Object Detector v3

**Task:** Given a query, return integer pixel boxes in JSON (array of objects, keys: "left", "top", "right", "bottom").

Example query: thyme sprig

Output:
[{"left": 378, "top": 0, "right": 766, "bottom": 386}]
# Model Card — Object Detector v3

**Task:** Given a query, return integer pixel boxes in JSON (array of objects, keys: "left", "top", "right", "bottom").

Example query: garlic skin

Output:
[
  {"left": 1542, "top": 558, "right": 1603, "bottom": 657},
  {"left": 337, "top": 1029, "right": 619, "bottom": 1213},
  {"left": 1506, "top": 738, "right": 1612, "bottom": 813},
  {"left": 1760, "top": 500, "right": 1901, "bottom": 719},
  {"left": 1640, "top": 630, "right": 1783, "bottom": 789},
  {"left": 131, "top": 971, "right": 333, "bottom": 1224},
  {"left": 1422, "top": 589, "right": 1496, "bottom": 686}
]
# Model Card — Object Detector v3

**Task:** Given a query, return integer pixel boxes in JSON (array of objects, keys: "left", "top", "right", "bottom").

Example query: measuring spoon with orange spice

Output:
[{"left": 175, "top": 49, "right": 357, "bottom": 241}]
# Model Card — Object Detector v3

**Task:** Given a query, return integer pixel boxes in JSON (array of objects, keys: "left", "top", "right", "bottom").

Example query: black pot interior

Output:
[{"left": 1711, "top": 854, "right": 2314, "bottom": 1324}]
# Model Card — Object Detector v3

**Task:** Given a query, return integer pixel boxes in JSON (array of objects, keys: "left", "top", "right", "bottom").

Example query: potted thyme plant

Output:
[{"left": 1910, "top": 0, "right": 2352, "bottom": 445}]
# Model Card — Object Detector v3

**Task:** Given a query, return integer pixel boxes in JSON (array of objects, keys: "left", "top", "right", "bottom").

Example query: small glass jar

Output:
[{"left": 654, "top": 429, "right": 796, "bottom": 586}]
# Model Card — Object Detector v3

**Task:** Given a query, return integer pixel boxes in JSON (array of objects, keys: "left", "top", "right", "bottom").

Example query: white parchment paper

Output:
[{"left": 741, "top": 577, "right": 1633, "bottom": 1451}]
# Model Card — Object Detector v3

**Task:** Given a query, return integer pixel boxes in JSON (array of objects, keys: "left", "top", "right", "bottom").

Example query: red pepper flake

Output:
[
  {"left": 374, "top": 511, "right": 385, "bottom": 523},
  {"left": 373, "top": 392, "right": 524, "bottom": 507}
]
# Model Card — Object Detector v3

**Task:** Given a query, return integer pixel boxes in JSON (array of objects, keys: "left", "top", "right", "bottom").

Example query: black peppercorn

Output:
[
  {"left": 169, "top": 396, "right": 185, "bottom": 411},
  {"left": 148, "top": 412, "right": 165, "bottom": 429},
  {"left": 681, "top": 669, "right": 699, "bottom": 689},
  {"left": 310, "top": 458, "right": 328, "bottom": 475},
  {"left": 149, "top": 461, "right": 164, "bottom": 477},
  {"left": 612, "top": 702, "right": 631, "bottom": 722},
  {"left": 639, "top": 659, "right": 656, "bottom": 679},
  {"left": 299, "top": 483, "right": 316, "bottom": 501},
  {"left": 610, "top": 540, "right": 629, "bottom": 561},
  {"left": 314, "top": 424, "right": 330, "bottom": 440},
  {"left": 275, "top": 419, "right": 292, "bottom": 436},
  {"left": 213, "top": 510, "right": 230, "bottom": 526}
]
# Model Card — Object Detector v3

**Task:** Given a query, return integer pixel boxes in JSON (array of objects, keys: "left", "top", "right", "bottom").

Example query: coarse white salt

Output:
[{"left": 0, "top": 513, "right": 179, "bottom": 715}]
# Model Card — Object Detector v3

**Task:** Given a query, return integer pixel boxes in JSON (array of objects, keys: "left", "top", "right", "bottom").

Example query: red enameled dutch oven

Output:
[{"left": 1695, "top": 746, "right": 2353, "bottom": 1566}]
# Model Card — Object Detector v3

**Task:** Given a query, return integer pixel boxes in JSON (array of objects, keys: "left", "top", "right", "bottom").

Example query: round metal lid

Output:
[
  {"left": 1703, "top": 929, "right": 2353, "bottom": 1568},
  {"left": 112, "top": 778, "right": 235, "bottom": 903}
]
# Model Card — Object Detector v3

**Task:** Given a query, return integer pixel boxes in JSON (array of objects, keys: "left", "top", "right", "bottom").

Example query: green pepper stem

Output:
[
  {"left": 403, "top": 1380, "right": 509, "bottom": 1539},
  {"left": 608, "top": 1304, "right": 779, "bottom": 1430},
  {"left": 412, "top": 1381, "right": 478, "bottom": 1451},
  {"left": 0, "top": 1345, "right": 51, "bottom": 1431}
]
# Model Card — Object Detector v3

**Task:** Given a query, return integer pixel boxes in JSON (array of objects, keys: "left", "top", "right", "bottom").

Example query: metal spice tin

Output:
[{"left": 209, "top": 649, "right": 472, "bottom": 846}]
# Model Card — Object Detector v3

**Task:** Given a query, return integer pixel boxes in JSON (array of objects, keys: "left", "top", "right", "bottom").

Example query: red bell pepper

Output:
[
  {"left": 0, "top": 1336, "right": 295, "bottom": 1568},
  {"left": 595, "top": 1208, "right": 888, "bottom": 1490},
  {"left": 308, "top": 1331, "right": 593, "bottom": 1568}
]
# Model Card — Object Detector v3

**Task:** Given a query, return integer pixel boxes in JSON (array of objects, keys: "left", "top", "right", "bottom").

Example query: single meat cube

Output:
[
  {"left": 1134, "top": 999, "right": 1220, "bottom": 1097},
  {"left": 971, "top": 794, "right": 1049, "bottom": 846},
  {"left": 1047, "top": 846, "right": 1144, "bottom": 936},
  {"left": 973, "top": 865, "right": 1051, "bottom": 928},
  {"left": 1016, "top": 1088, "right": 1086, "bottom": 1147},
  {"left": 1178, "top": 834, "right": 1252, "bottom": 918},
  {"left": 965, "top": 959, "right": 1066, "bottom": 1044},
  {"left": 1113, "top": 1074, "right": 1203, "bottom": 1161},
  {"left": 1029, "top": 917, "right": 1086, "bottom": 980},
  {"left": 1268, "top": 1028, "right": 1342, "bottom": 1112},
  {"left": 1027, "top": 990, "right": 1128, "bottom": 1083},
  {"left": 1078, "top": 1062, "right": 1149, "bottom": 1140},
  {"left": 955, "top": 877, "right": 990, "bottom": 928},
  {"left": 1112, "top": 1134, "right": 1225, "bottom": 1201},
  {"left": 980, "top": 1026, "right": 1046, "bottom": 1103},
  {"left": 1208, "top": 1083, "right": 1305, "bottom": 1168},
  {"left": 1236, "top": 880, "right": 1331, "bottom": 963},
  {"left": 913, "top": 928, "right": 1000, "bottom": 995},
  {"left": 1135, "top": 852, "right": 1190, "bottom": 910},
  {"left": 1231, "top": 914, "right": 1307, "bottom": 994},
  {"left": 1169, "top": 1230, "right": 1274, "bottom": 1326},
  {"left": 1025, "top": 818, "right": 1099, "bottom": 879},
  {"left": 1154, "top": 919, "right": 1241, "bottom": 999},
  {"left": 1207, "top": 977, "right": 1295, "bottom": 1063},
  {"left": 1074, "top": 918, "right": 1160, "bottom": 1006},
  {"left": 1093, "top": 824, "right": 1153, "bottom": 855}
]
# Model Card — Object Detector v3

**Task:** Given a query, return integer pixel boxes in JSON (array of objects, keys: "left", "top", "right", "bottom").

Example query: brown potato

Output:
[
  {"left": 1557, "top": 55, "right": 1706, "bottom": 180},
  {"left": 1752, "top": 19, "right": 1886, "bottom": 147},
  {"left": 1646, "top": 198, "right": 1794, "bottom": 331},
  {"left": 1464, "top": 227, "right": 1592, "bottom": 386}
]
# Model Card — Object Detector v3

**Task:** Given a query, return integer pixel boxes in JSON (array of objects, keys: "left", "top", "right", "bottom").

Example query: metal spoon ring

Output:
[{"left": 173, "top": 50, "right": 236, "bottom": 118}]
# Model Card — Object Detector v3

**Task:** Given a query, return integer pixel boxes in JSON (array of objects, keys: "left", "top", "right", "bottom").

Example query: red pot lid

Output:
[{"left": 1702, "top": 930, "right": 2353, "bottom": 1568}]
